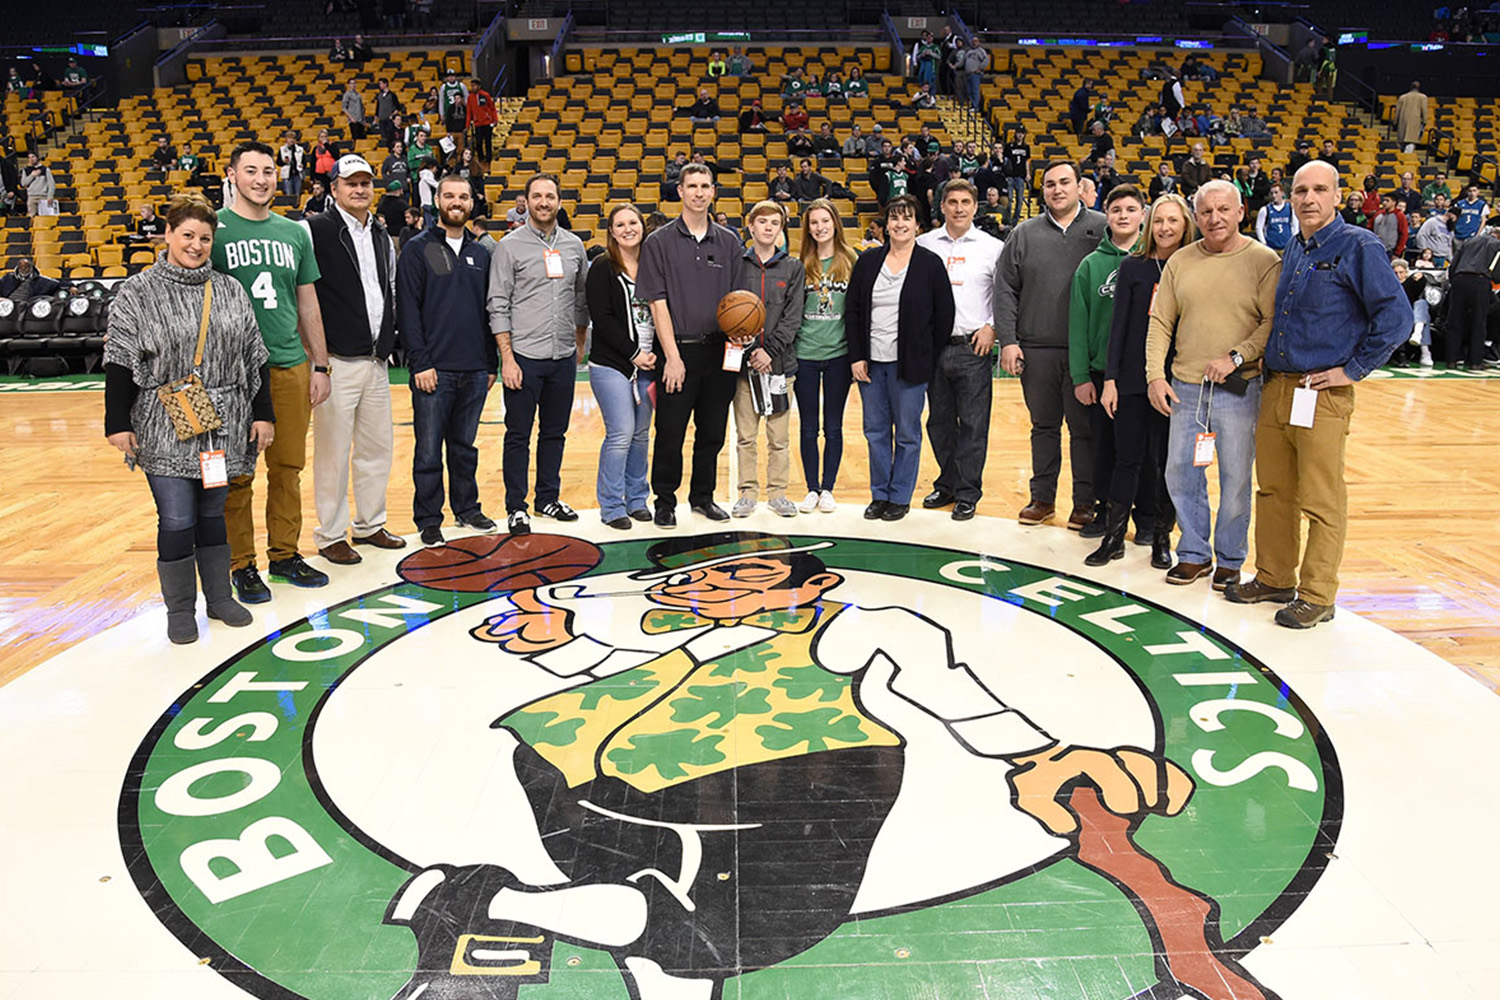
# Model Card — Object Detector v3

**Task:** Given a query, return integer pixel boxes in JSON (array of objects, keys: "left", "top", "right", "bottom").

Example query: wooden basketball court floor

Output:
[{"left": 2, "top": 373, "right": 1497, "bottom": 689}]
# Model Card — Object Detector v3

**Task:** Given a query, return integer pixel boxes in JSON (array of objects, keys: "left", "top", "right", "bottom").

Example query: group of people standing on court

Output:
[{"left": 102, "top": 142, "right": 1411, "bottom": 646}]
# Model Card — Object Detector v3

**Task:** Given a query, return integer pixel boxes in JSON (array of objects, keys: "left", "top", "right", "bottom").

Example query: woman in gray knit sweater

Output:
[{"left": 104, "top": 193, "right": 276, "bottom": 644}]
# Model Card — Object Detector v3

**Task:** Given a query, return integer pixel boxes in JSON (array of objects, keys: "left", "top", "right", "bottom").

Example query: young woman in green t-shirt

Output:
[{"left": 793, "top": 199, "right": 857, "bottom": 513}]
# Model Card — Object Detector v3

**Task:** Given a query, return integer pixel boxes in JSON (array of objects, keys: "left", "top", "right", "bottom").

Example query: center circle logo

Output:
[{"left": 120, "top": 531, "right": 1340, "bottom": 1000}]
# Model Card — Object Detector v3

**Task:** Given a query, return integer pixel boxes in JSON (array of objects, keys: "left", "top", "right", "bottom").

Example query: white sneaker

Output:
[
  {"left": 768, "top": 496, "right": 798, "bottom": 517},
  {"left": 731, "top": 496, "right": 757, "bottom": 518},
  {"left": 798, "top": 490, "right": 820, "bottom": 513},
  {"left": 817, "top": 490, "right": 836, "bottom": 513},
  {"left": 1420, "top": 346, "right": 1434, "bottom": 367}
]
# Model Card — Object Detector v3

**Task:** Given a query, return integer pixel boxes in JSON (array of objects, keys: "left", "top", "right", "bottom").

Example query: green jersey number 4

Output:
[{"left": 250, "top": 271, "right": 279, "bottom": 311}]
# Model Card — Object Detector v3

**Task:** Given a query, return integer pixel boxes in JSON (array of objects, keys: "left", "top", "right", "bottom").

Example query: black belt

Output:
[
  {"left": 676, "top": 332, "right": 722, "bottom": 345},
  {"left": 948, "top": 332, "right": 974, "bottom": 345}
]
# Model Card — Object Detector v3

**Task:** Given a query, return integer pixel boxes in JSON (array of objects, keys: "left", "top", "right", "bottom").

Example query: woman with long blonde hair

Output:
[
  {"left": 792, "top": 198, "right": 857, "bottom": 512},
  {"left": 1089, "top": 192, "right": 1196, "bottom": 568}
]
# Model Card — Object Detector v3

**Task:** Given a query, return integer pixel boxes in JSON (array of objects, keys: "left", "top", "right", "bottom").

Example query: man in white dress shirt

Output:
[{"left": 916, "top": 178, "right": 1005, "bottom": 520}]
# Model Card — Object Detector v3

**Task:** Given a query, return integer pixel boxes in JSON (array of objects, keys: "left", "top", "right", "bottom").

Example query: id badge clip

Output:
[
  {"left": 200, "top": 449, "right": 228, "bottom": 487},
  {"left": 543, "top": 249, "right": 565, "bottom": 279},
  {"left": 722, "top": 343, "right": 745, "bottom": 372},
  {"left": 1290, "top": 381, "right": 1317, "bottom": 428}
]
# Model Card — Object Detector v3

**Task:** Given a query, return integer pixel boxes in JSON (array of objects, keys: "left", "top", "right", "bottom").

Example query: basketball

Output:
[
  {"left": 717, "top": 289, "right": 765, "bottom": 342},
  {"left": 397, "top": 534, "right": 603, "bottom": 592}
]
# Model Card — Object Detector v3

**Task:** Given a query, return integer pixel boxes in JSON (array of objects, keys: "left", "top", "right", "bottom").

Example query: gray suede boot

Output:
[
  {"left": 196, "top": 544, "right": 254, "bottom": 627},
  {"left": 157, "top": 556, "right": 200, "bottom": 644}
]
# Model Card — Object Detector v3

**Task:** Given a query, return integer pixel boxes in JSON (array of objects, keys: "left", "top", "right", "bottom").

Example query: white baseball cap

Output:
[{"left": 332, "top": 154, "right": 374, "bottom": 179}]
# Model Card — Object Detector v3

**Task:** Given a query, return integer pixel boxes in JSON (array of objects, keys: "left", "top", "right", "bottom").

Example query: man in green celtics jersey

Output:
[
  {"left": 213, "top": 140, "right": 333, "bottom": 602},
  {"left": 437, "top": 69, "right": 468, "bottom": 160}
]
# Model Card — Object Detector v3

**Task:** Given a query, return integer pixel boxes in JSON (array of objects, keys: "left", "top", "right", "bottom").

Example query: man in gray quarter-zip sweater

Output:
[{"left": 992, "top": 160, "right": 1105, "bottom": 529}]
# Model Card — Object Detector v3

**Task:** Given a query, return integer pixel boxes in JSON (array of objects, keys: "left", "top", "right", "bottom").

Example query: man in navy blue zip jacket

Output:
[{"left": 396, "top": 174, "right": 499, "bottom": 547}]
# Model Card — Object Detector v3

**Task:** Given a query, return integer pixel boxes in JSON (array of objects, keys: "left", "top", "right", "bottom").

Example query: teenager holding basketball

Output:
[
  {"left": 846, "top": 195, "right": 955, "bottom": 522},
  {"left": 792, "top": 198, "right": 856, "bottom": 513}
]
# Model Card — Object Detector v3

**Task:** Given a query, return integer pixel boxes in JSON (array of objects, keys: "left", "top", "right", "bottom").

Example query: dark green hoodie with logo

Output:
[{"left": 1067, "top": 235, "right": 1135, "bottom": 386}]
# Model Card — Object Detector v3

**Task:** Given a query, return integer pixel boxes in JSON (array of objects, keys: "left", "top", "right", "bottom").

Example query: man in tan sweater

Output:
[{"left": 1145, "top": 180, "right": 1282, "bottom": 589}]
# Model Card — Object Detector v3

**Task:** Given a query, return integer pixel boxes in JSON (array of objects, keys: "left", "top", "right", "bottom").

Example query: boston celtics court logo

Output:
[{"left": 120, "top": 531, "right": 1340, "bottom": 1000}]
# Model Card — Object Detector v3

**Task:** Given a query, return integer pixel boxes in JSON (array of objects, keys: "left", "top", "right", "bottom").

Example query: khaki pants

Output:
[
  {"left": 1252, "top": 372, "right": 1353, "bottom": 606},
  {"left": 228, "top": 362, "right": 311, "bottom": 570},
  {"left": 733, "top": 375, "right": 794, "bottom": 501},
  {"left": 313, "top": 356, "right": 394, "bottom": 549}
]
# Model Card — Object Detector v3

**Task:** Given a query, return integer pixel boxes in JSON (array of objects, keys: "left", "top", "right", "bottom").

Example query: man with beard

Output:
[
  {"left": 212, "top": 140, "right": 332, "bottom": 603},
  {"left": 487, "top": 174, "right": 590, "bottom": 536},
  {"left": 397, "top": 175, "right": 498, "bottom": 546},
  {"left": 303, "top": 155, "right": 406, "bottom": 566}
]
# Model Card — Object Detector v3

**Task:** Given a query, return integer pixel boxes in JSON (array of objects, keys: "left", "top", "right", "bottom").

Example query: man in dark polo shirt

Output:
[{"left": 636, "top": 162, "right": 746, "bottom": 526}]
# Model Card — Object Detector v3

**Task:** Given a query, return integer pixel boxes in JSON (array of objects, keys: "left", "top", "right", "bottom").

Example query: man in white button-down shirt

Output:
[
  {"left": 304, "top": 155, "right": 405, "bottom": 565},
  {"left": 915, "top": 178, "right": 1004, "bottom": 520}
]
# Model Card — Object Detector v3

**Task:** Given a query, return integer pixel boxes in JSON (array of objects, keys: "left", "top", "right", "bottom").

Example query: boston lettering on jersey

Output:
[{"left": 222, "top": 237, "right": 300, "bottom": 272}]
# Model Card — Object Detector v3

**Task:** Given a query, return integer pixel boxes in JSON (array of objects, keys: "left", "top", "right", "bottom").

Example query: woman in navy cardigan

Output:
[{"left": 845, "top": 195, "right": 956, "bottom": 520}]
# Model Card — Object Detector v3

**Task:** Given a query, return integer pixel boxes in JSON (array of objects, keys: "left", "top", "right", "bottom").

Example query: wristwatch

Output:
[
  {"left": 313, "top": 365, "right": 330, "bottom": 374},
  {"left": 1228, "top": 350, "right": 1244, "bottom": 368}
]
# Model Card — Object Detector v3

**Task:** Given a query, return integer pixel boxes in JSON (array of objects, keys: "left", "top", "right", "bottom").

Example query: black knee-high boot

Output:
[{"left": 1085, "top": 502, "right": 1131, "bottom": 566}]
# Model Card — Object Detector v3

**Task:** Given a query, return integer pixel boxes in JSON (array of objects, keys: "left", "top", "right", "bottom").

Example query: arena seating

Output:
[
  {"left": 3, "top": 89, "right": 81, "bottom": 156},
  {"left": 971, "top": 0, "right": 1188, "bottom": 35},
  {"left": 1423, "top": 97, "right": 1499, "bottom": 186}
]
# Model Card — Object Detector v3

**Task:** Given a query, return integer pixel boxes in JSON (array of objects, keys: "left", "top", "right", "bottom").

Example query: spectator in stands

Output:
[
  {"left": 911, "top": 83, "right": 937, "bottom": 110},
  {"left": 1340, "top": 192, "right": 1368, "bottom": 228},
  {"left": 727, "top": 47, "right": 752, "bottom": 76},
  {"left": 1285, "top": 139, "right": 1312, "bottom": 179},
  {"left": 410, "top": 0, "right": 435, "bottom": 28},
  {"left": 1223, "top": 107, "right": 1245, "bottom": 140},
  {"left": 999, "top": 129, "right": 1029, "bottom": 225},
  {"left": 498, "top": 193, "right": 528, "bottom": 230},
  {"left": 349, "top": 35, "right": 374, "bottom": 64},
  {"left": 406, "top": 127, "right": 434, "bottom": 173},
  {"left": 957, "top": 37, "right": 990, "bottom": 110},
  {"left": 330, "top": 38, "right": 351, "bottom": 61},
  {"left": 978, "top": 186, "right": 1006, "bottom": 225},
  {"left": 438, "top": 71, "right": 469, "bottom": 159},
  {"left": 912, "top": 30, "right": 940, "bottom": 87},
  {"left": 862, "top": 123, "right": 885, "bottom": 156},
  {"left": 847, "top": 194, "right": 955, "bottom": 522},
  {"left": 374, "top": 79, "right": 403, "bottom": 146},
  {"left": 1243, "top": 156, "right": 1271, "bottom": 216},
  {"left": 1394, "top": 81, "right": 1428, "bottom": 154},
  {"left": 1392, "top": 257, "right": 1435, "bottom": 367},
  {"left": 791, "top": 159, "right": 829, "bottom": 203},
  {"left": 134, "top": 203, "right": 167, "bottom": 244},
  {"left": 1429, "top": 191, "right": 1451, "bottom": 219},
  {"left": 343, "top": 80, "right": 367, "bottom": 140},
  {"left": 769, "top": 164, "right": 795, "bottom": 204},
  {"left": 683, "top": 87, "right": 722, "bottom": 125},
  {"left": 1256, "top": 182, "right": 1294, "bottom": 251},
  {"left": 28, "top": 60, "right": 54, "bottom": 92},
  {"left": 378, "top": 179, "right": 407, "bottom": 233},
  {"left": 1181, "top": 56, "right": 1216, "bottom": 82},
  {"left": 1294, "top": 37, "right": 1320, "bottom": 82},
  {"left": 1161, "top": 70, "right": 1185, "bottom": 119},
  {"left": 277, "top": 131, "right": 308, "bottom": 200},
  {"left": 61, "top": 57, "right": 87, "bottom": 89},
  {"left": 859, "top": 217, "right": 885, "bottom": 251},
  {"left": 1317, "top": 139, "right": 1340, "bottom": 170},
  {"left": 845, "top": 65, "right": 869, "bottom": 98},
  {"left": 1389, "top": 172, "right": 1422, "bottom": 216},
  {"left": 705, "top": 50, "right": 727, "bottom": 79},
  {"left": 939, "top": 24, "right": 962, "bottom": 96},
  {"left": 1070, "top": 82, "right": 1094, "bottom": 137},
  {"left": 910, "top": 124, "right": 940, "bottom": 157},
  {"left": 1091, "top": 153, "right": 1119, "bottom": 210},
  {"left": 714, "top": 211, "right": 741, "bottom": 242},
  {"left": 398, "top": 205, "right": 423, "bottom": 245},
  {"left": 1371, "top": 196, "right": 1409, "bottom": 257},
  {"left": 1146, "top": 179, "right": 1280, "bottom": 590},
  {"left": 787, "top": 125, "right": 815, "bottom": 159},
  {"left": 813, "top": 123, "right": 842, "bottom": 164},
  {"left": 1085, "top": 120, "right": 1114, "bottom": 166},
  {"left": 994, "top": 161, "right": 1107, "bottom": 529},
  {"left": 466, "top": 79, "right": 498, "bottom": 162},
  {"left": 177, "top": 145, "right": 203, "bottom": 174},
  {"left": 20, "top": 152, "right": 54, "bottom": 217},
  {"left": 956, "top": 142, "right": 979, "bottom": 178},
  {"left": 782, "top": 66, "right": 810, "bottom": 100},
  {"left": 5, "top": 67, "right": 29, "bottom": 98},
  {"left": 1148, "top": 162, "right": 1179, "bottom": 201},
  {"left": 738, "top": 99, "right": 774, "bottom": 134},
  {"left": 1422, "top": 171, "right": 1452, "bottom": 209},
  {"left": 416, "top": 158, "right": 439, "bottom": 226},
  {"left": 1453, "top": 184, "right": 1488, "bottom": 255},
  {"left": 449, "top": 147, "right": 487, "bottom": 218},
  {"left": 0, "top": 258, "right": 63, "bottom": 299},
  {"left": 381, "top": 140, "right": 409, "bottom": 193},
  {"left": 1414, "top": 208, "right": 1455, "bottom": 266},
  {"left": 1133, "top": 103, "right": 1160, "bottom": 140},
  {"left": 104, "top": 192, "right": 272, "bottom": 644},
  {"left": 311, "top": 129, "right": 340, "bottom": 186},
  {"left": 150, "top": 136, "right": 177, "bottom": 176},
  {"left": 304, "top": 178, "right": 331, "bottom": 216},
  {"left": 842, "top": 125, "right": 868, "bottom": 160},
  {"left": 637, "top": 163, "right": 745, "bottom": 525},
  {"left": 1241, "top": 104, "right": 1272, "bottom": 138},
  {"left": 660, "top": 151, "right": 687, "bottom": 203},
  {"left": 782, "top": 101, "right": 809, "bottom": 132},
  {"left": 823, "top": 71, "right": 845, "bottom": 101}
]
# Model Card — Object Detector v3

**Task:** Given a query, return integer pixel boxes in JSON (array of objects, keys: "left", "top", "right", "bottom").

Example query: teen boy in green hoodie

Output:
[{"left": 1068, "top": 183, "right": 1145, "bottom": 541}]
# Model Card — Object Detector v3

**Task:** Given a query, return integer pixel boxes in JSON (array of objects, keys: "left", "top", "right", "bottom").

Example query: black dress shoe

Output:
[
  {"left": 863, "top": 500, "right": 889, "bottom": 519},
  {"left": 628, "top": 508, "right": 653, "bottom": 522},
  {"left": 654, "top": 506, "right": 677, "bottom": 528},
  {"left": 921, "top": 489, "right": 956, "bottom": 509},
  {"left": 951, "top": 500, "right": 977, "bottom": 521},
  {"left": 880, "top": 503, "right": 910, "bottom": 521},
  {"left": 604, "top": 516, "right": 633, "bottom": 530},
  {"left": 691, "top": 502, "right": 730, "bottom": 521}
]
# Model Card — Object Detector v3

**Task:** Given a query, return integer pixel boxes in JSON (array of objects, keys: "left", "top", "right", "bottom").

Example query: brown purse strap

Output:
[{"left": 193, "top": 281, "right": 213, "bottom": 369}]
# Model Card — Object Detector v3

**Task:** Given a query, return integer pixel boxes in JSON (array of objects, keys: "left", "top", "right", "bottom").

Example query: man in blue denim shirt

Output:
[{"left": 1226, "top": 161, "right": 1409, "bottom": 629}]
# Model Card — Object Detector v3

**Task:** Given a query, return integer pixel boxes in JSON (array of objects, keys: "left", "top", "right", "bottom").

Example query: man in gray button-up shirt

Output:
[{"left": 486, "top": 173, "right": 590, "bottom": 534}]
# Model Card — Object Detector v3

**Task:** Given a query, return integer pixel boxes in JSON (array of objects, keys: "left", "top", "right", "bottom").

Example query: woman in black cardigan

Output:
[
  {"left": 846, "top": 195, "right": 956, "bottom": 521},
  {"left": 1092, "top": 193, "right": 1194, "bottom": 567},
  {"left": 585, "top": 204, "right": 658, "bottom": 529}
]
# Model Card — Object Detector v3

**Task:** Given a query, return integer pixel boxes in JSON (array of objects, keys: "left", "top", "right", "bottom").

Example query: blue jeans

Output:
[
  {"left": 146, "top": 473, "right": 228, "bottom": 560},
  {"left": 859, "top": 361, "right": 928, "bottom": 504},
  {"left": 502, "top": 354, "right": 576, "bottom": 513},
  {"left": 411, "top": 370, "right": 490, "bottom": 530},
  {"left": 589, "top": 364, "right": 654, "bottom": 521},
  {"left": 1005, "top": 175, "right": 1026, "bottom": 224},
  {"left": 791, "top": 354, "right": 851, "bottom": 493},
  {"left": 966, "top": 73, "right": 981, "bottom": 108},
  {"left": 282, "top": 174, "right": 302, "bottom": 199},
  {"left": 1164, "top": 377, "right": 1261, "bottom": 568}
]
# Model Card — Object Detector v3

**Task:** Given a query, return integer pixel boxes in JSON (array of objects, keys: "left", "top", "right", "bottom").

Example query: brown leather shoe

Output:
[
  {"left": 1165, "top": 560, "right": 1213, "bottom": 585},
  {"left": 1274, "top": 599, "right": 1336, "bottom": 629},
  {"left": 1066, "top": 504, "right": 1097, "bottom": 531},
  {"left": 1224, "top": 578, "right": 1298, "bottom": 605},
  {"left": 318, "top": 540, "right": 362, "bottom": 565},
  {"left": 1018, "top": 500, "right": 1056, "bottom": 525},
  {"left": 1212, "top": 567, "right": 1241, "bottom": 592},
  {"left": 352, "top": 528, "right": 408, "bottom": 549}
]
